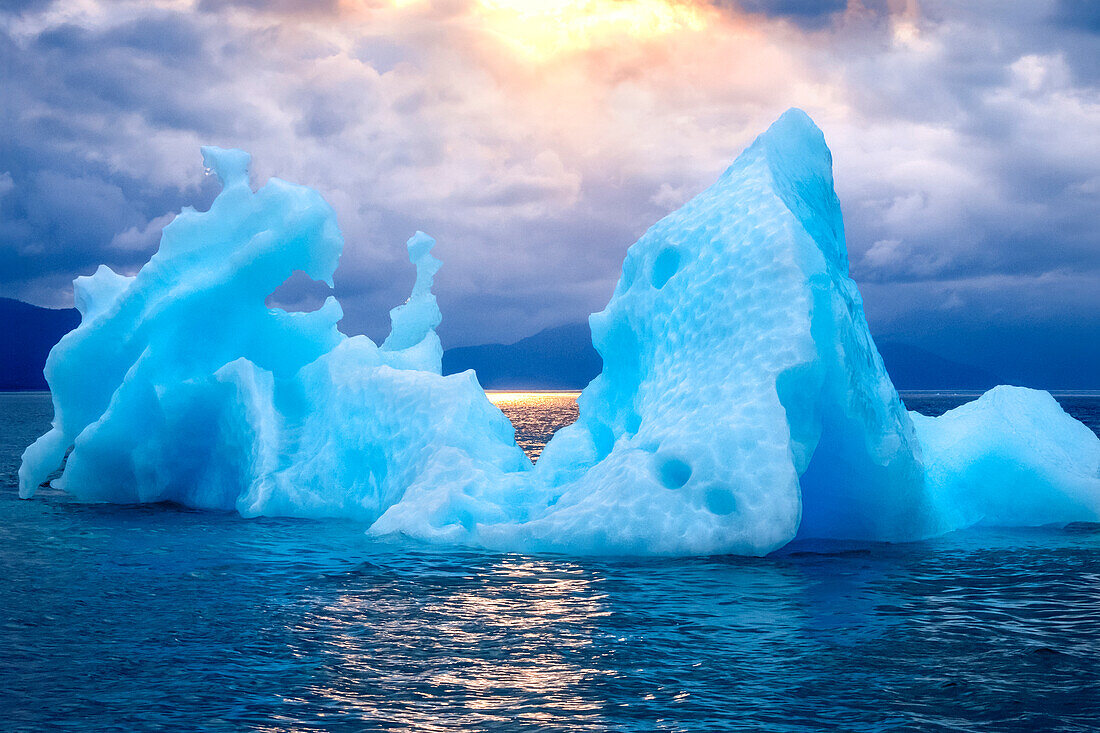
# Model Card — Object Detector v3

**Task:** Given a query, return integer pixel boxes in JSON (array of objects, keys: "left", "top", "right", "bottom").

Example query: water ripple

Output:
[{"left": 2, "top": 393, "right": 1099, "bottom": 731}]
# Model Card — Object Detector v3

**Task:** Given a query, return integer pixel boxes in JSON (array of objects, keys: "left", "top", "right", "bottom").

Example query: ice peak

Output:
[
  {"left": 380, "top": 231, "right": 444, "bottom": 373},
  {"left": 764, "top": 107, "right": 823, "bottom": 142},
  {"left": 406, "top": 230, "right": 435, "bottom": 264},
  {"left": 200, "top": 146, "right": 251, "bottom": 188},
  {"left": 751, "top": 107, "right": 845, "bottom": 271},
  {"left": 73, "top": 265, "right": 133, "bottom": 321}
]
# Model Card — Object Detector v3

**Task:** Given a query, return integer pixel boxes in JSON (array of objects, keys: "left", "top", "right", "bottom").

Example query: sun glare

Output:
[
  {"left": 352, "top": 0, "right": 709, "bottom": 60},
  {"left": 475, "top": 0, "right": 707, "bottom": 59},
  {"left": 486, "top": 390, "right": 581, "bottom": 405}
]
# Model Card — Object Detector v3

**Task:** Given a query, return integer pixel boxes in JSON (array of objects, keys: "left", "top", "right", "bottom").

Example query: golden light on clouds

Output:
[
  {"left": 366, "top": 0, "right": 712, "bottom": 60},
  {"left": 474, "top": 0, "right": 708, "bottom": 59}
]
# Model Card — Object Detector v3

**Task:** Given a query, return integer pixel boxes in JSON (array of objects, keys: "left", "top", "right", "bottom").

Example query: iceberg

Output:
[
  {"left": 19, "top": 111, "right": 1100, "bottom": 555},
  {"left": 18, "top": 147, "right": 530, "bottom": 521},
  {"left": 912, "top": 386, "right": 1100, "bottom": 531}
]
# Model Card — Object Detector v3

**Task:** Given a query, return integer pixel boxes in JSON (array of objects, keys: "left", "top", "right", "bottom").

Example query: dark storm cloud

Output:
[
  {"left": 798, "top": 3, "right": 1098, "bottom": 306},
  {"left": 726, "top": 0, "right": 847, "bottom": 29},
  {"left": 197, "top": 0, "right": 340, "bottom": 15},
  {"left": 0, "top": 9, "right": 234, "bottom": 302},
  {"left": 27, "top": 13, "right": 237, "bottom": 135},
  {"left": 0, "top": 0, "right": 53, "bottom": 16},
  {"left": 1053, "top": 0, "right": 1100, "bottom": 34},
  {"left": 100, "top": 13, "right": 206, "bottom": 59}
]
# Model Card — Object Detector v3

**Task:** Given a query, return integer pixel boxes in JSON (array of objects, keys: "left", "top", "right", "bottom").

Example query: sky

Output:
[{"left": 1, "top": 0, "right": 1098, "bottom": 385}]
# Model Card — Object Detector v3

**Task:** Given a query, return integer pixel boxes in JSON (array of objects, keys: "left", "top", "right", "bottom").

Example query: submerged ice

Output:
[{"left": 20, "top": 111, "right": 1100, "bottom": 555}]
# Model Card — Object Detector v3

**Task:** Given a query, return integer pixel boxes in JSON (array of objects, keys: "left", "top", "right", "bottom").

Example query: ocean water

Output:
[
  {"left": 2, "top": 391, "right": 1099, "bottom": 732},
  {"left": 488, "top": 391, "right": 580, "bottom": 462}
]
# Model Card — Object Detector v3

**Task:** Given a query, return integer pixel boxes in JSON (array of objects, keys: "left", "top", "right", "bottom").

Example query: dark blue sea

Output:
[{"left": 2, "top": 390, "right": 1099, "bottom": 732}]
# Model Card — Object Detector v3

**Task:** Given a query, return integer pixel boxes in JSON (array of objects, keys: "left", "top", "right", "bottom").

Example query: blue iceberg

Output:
[{"left": 19, "top": 111, "right": 1100, "bottom": 555}]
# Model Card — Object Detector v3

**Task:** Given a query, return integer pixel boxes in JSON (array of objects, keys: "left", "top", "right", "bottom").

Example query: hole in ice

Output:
[
  {"left": 651, "top": 248, "right": 680, "bottom": 289},
  {"left": 704, "top": 487, "right": 736, "bottom": 515},
  {"left": 266, "top": 270, "right": 333, "bottom": 313},
  {"left": 657, "top": 456, "right": 692, "bottom": 489},
  {"left": 486, "top": 391, "right": 581, "bottom": 463}
]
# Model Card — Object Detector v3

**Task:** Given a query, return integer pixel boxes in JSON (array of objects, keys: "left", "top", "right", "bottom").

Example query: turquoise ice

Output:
[{"left": 19, "top": 111, "right": 1100, "bottom": 555}]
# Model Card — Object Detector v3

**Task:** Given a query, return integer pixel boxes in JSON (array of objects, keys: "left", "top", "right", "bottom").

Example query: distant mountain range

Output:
[
  {"left": 443, "top": 322, "right": 1001, "bottom": 391},
  {"left": 442, "top": 323, "right": 603, "bottom": 390},
  {"left": 0, "top": 298, "right": 79, "bottom": 390},
  {"left": 1, "top": 299, "right": 999, "bottom": 392},
  {"left": 873, "top": 341, "right": 1000, "bottom": 391}
]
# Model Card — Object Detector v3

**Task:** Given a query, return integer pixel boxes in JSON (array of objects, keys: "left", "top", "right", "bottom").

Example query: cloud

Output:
[
  {"left": 1053, "top": 0, "right": 1100, "bottom": 34},
  {"left": 108, "top": 212, "right": 176, "bottom": 255},
  {"left": 724, "top": 0, "right": 848, "bottom": 29},
  {"left": 0, "top": 0, "right": 53, "bottom": 16},
  {"left": 0, "top": 0, "right": 1096, "bottom": 364}
]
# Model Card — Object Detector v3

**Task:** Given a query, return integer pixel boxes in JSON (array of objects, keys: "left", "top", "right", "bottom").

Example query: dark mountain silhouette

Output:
[
  {"left": 442, "top": 322, "right": 602, "bottom": 390},
  {"left": 0, "top": 303, "right": 1001, "bottom": 392},
  {"left": 443, "top": 323, "right": 1000, "bottom": 391},
  {"left": 0, "top": 298, "right": 79, "bottom": 390},
  {"left": 875, "top": 341, "right": 1000, "bottom": 391}
]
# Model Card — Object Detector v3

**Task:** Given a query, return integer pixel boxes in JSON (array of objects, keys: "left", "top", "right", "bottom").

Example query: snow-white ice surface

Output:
[{"left": 20, "top": 112, "right": 1100, "bottom": 555}]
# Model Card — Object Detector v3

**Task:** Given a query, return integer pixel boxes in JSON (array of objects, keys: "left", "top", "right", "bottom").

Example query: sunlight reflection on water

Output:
[
  {"left": 3, "top": 392, "right": 1100, "bottom": 731},
  {"left": 487, "top": 391, "right": 580, "bottom": 462}
]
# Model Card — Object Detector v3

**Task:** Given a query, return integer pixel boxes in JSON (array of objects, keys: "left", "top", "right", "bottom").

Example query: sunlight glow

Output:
[
  {"left": 354, "top": 0, "right": 711, "bottom": 60},
  {"left": 486, "top": 390, "right": 581, "bottom": 405},
  {"left": 474, "top": 0, "right": 707, "bottom": 59}
]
